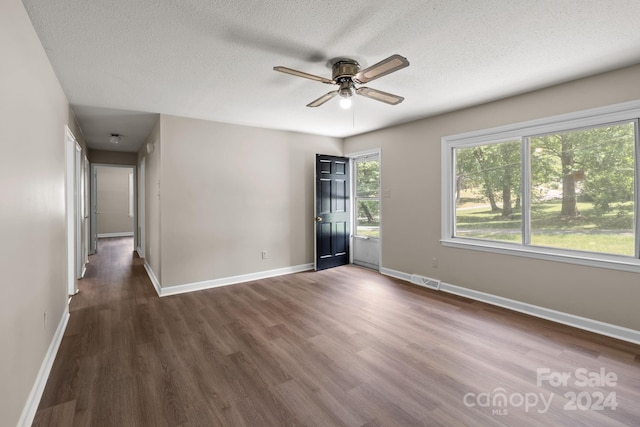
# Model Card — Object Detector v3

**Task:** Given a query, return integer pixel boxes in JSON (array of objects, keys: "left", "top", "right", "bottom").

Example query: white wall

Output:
[
  {"left": 344, "top": 64, "right": 640, "bottom": 331},
  {"left": 0, "top": 1, "right": 82, "bottom": 424},
  {"left": 157, "top": 115, "right": 342, "bottom": 288}
]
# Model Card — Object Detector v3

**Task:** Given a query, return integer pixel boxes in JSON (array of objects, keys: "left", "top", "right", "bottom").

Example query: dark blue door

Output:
[{"left": 315, "top": 154, "right": 350, "bottom": 270}]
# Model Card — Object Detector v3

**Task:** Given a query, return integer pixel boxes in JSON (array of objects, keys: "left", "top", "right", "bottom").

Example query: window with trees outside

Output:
[
  {"left": 442, "top": 101, "right": 640, "bottom": 271},
  {"left": 355, "top": 155, "right": 380, "bottom": 239}
]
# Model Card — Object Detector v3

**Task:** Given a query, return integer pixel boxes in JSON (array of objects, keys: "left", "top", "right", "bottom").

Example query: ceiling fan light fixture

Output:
[
  {"left": 339, "top": 97, "right": 352, "bottom": 109},
  {"left": 338, "top": 81, "right": 353, "bottom": 109},
  {"left": 109, "top": 133, "right": 121, "bottom": 144}
]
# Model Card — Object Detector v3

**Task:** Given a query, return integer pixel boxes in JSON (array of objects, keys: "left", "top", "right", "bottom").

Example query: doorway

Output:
[
  {"left": 350, "top": 151, "right": 381, "bottom": 271},
  {"left": 90, "top": 165, "right": 136, "bottom": 252}
]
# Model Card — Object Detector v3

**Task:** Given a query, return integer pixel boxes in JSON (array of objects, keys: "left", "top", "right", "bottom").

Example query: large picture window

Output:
[{"left": 443, "top": 101, "right": 640, "bottom": 271}]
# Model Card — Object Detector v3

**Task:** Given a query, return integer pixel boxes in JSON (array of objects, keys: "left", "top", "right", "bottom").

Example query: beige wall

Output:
[
  {"left": 96, "top": 166, "right": 134, "bottom": 235},
  {"left": 0, "top": 1, "right": 83, "bottom": 424},
  {"left": 88, "top": 149, "right": 137, "bottom": 165},
  {"left": 344, "top": 64, "right": 640, "bottom": 331},
  {"left": 158, "top": 115, "right": 343, "bottom": 287},
  {"left": 138, "top": 120, "right": 161, "bottom": 281}
]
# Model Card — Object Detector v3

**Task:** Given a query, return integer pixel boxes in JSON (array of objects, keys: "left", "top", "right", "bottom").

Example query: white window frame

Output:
[
  {"left": 353, "top": 152, "right": 381, "bottom": 240},
  {"left": 442, "top": 100, "right": 640, "bottom": 273},
  {"left": 128, "top": 172, "right": 134, "bottom": 218}
]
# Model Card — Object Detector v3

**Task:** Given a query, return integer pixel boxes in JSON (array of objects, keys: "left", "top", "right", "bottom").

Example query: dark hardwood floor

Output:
[{"left": 34, "top": 237, "right": 640, "bottom": 426}]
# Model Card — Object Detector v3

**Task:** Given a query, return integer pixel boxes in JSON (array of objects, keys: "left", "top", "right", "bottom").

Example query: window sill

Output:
[
  {"left": 440, "top": 237, "right": 640, "bottom": 273},
  {"left": 354, "top": 235, "right": 380, "bottom": 241}
]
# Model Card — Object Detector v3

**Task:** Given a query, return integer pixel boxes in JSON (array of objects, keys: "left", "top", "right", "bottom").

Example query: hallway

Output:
[{"left": 34, "top": 237, "right": 156, "bottom": 425}]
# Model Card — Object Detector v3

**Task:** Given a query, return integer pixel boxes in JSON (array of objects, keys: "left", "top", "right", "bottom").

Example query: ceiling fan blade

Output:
[
  {"left": 356, "top": 87, "right": 404, "bottom": 105},
  {"left": 307, "top": 90, "right": 338, "bottom": 107},
  {"left": 354, "top": 54, "right": 409, "bottom": 84},
  {"left": 273, "top": 66, "right": 334, "bottom": 84}
]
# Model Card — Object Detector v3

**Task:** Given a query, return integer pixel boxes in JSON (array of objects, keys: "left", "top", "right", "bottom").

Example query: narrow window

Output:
[{"left": 355, "top": 155, "right": 380, "bottom": 238}]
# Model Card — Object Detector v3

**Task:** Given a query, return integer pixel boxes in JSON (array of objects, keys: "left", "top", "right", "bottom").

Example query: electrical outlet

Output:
[
  {"left": 262, "top": 251, "right": 268, "bottom": 259},
  {"left": 432, "top": 257, "right": 438, "bottom": 268}
]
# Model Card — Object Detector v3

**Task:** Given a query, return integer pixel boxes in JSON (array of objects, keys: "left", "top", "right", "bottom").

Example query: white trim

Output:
[
  {"left": 18, "top": 308, "right": 70, "bottom": 427},
  {"left": 74, "top": 141, "right": 82, "bottom": 282},
  {"left": 156, "top": 264, "right": 314, "bottom": 297},
  {"left": 136, "top": 247, "right": 145, "bottom": 258},
  {"left": 345, "top": 148, "right": 382, "bottom": 158},
  {"left": 138, "top": 157, "right": 146, "bottom": 259},
  {"left": 128, "top": 172, "right": 134, "bottom": 217},
  {"left": 380, "top": 267, "right": 413, "bottom": 282},
  {"left": 144, "top": 261, "right": 161, "bottom": 297},
  {"left": 97, "top": 232, "right": 134, "bottom": 238},
  {"left": 90, "top": 164, "right": 97, "bottom": 254},
  {"left": 380, "top": 267, "right": 640, "bottom": 345},
  {"left": 92, "top": 164, "right": 137, "bottom": 255},
  {"left": 314, "top": 157, "right": 317, "bottom": 271},
  {"left": 65, "top": 126, "right": 77, "bottom": 296}
]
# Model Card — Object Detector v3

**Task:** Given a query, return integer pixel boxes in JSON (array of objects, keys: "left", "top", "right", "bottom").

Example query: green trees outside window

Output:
[
  {"left": 455, "top": 121, "right": 636, "bottom": 256},
  {"left": 355, "top": 158, "right": 380, "bottom": 238}
]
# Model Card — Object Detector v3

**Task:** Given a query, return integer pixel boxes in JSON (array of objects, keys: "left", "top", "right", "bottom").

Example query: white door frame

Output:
[
  {"left": 347, "top": 148, "right": 382, "bottom": 270},
  {"left": 75, "top": 140, "right": 83, "bottom": 279},
  {"left": 138, "top": 157, "right": 146, "bottom": 258},
  {"left": 65, "top": 126, "right": 81, "bottom": 295},
  {"left": 89, "top": 164, "right": 98, "bottom": 254},
  {"left": 90, "top": 163, "right": 138, "bottom": 249},
  {"left": 83, "top": 156, "right": 90, "bottom": 266}
]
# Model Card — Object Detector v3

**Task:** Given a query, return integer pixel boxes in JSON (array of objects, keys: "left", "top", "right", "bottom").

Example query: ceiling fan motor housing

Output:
[{"left": 332, "top": 60, "right": 359, "bottom": 81}]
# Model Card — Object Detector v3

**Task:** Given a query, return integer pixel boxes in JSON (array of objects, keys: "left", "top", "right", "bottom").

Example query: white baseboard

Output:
[
  {"left": 136, "top": 246, "right": 145, "bottom": 258},
  {"left": 156, "top": 263, "right": 314, "bottom": 297},
  {"left": 18, "top": 307, "right": 70, "bottom": 427},
  {"left": 380, "top": 267, "right": 640, "bottom": 345},
  {"left": 380, "top": 267, "right": 412, "bottom": 283},
  {"left": 143, "top": 261, "right": 161, "bottom": 297},
  {"left": 97, "top": 232, "right": 134, "bottom": 238}
]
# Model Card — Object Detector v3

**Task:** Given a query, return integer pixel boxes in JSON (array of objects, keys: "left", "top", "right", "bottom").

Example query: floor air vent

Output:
[{"left": 410, "top": 274, "right": 441, "bottom": 290}]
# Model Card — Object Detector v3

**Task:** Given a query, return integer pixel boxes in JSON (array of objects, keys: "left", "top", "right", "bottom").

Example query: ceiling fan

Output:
[{"left": 274, "top": 54, "right": 410, "bottom": 108}]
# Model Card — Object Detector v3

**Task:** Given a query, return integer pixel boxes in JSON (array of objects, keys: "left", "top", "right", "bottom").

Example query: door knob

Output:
[{"left": 315, "top": 216, "right": 323, "bottom": 222}]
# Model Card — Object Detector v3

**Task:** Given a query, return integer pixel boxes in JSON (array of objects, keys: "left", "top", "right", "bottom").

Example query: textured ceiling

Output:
[{"left": 23, "top": 0, "right": 640, "bottom": 152}]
